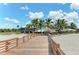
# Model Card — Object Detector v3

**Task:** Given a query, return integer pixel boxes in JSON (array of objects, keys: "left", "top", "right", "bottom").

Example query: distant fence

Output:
[
  {"left": 48, "top": 34, "right": 65, "bottom": 55},
  {"left": 0, "top": 35, "right": 27, "bottom": 53}
]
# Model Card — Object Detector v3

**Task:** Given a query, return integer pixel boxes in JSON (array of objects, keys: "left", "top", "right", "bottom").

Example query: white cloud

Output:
[
  {"left": 3, "top": 3, "right": 8, "bottom": 5},
  {"left": 70, "top": 3, "right": 79, "bottom": 10},
  {"left": 61, "top": 3, "right": 66, "bottom": 5},
  {"left": 48, "top": 10, "right": 79, "bottom": 25},
  {"left": 27, "top": 12, "right": 44, "bottom": 19},
  {"left": 48, "top": 9, "right": 64, "bottom": 20},
  {"left": 25, "top": 21, "right": 31, "bottom": 24},
  {"left": 64, "top": 11, "right": 79, "bottom": 20},
  {"left": 20, "top": 5, "right": 29, "bottom": 10},
  {"left": 4, "top": 17, "right": 20, "bottom": 24},
  {"left": 0, "top": 3, "right": 8, "bottom": 6},
  {"left": 0, "top": 22, "right": 18, "bottom": 29},
  {"left": 65, "top": 11, "right": 79, "bottom": 24},
  {"left": 58, "top": 3, "right": 66, "bottom": 5}
]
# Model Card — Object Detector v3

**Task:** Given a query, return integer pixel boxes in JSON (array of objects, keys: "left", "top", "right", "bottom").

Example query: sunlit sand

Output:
[{"left": 52, "top": 33, "right": 79, "bottom": 55}]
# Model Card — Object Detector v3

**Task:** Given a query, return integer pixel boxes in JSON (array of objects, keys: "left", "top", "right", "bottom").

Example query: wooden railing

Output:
[
  {"left": 0, "top": 35, "right": 27, "bottom": 53},
  {"left": 48, "top": 34, "right": 65, "bottom": 55},
  {"left": 0, "top": 33, "right": 65, "bottom": 55}
]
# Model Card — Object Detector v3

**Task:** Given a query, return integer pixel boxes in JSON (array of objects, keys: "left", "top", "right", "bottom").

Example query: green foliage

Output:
[
  {"left": 70, "top": 22, "right": 77, "bottom": 29},
  {"left": 55, "top": 19, "right": 68, "bottom": 30},
  {"left": 15, "top": 32, "right": 21, "bottom": 34},
  {"left": 17, "top": 25, "right": 19, "bottom": 28},
  {"left": 1, "top": 18, "right": 77, "bottom": 34},
  {"left": 45, "top": 18, "right": 52, "bottom": 28},
  {"left": 31, "top": 18, "right": 39, "bottom": 29},
  {"left": 25, "top": 18, "right": 71, "bottom": 33},
  {"left": 26, "top": 24, "right": 33, "bottom": 29}
]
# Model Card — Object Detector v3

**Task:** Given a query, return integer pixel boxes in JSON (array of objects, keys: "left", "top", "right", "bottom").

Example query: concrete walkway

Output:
[{"left": 2, "top": 36, "right": 49, "bottom": 55}]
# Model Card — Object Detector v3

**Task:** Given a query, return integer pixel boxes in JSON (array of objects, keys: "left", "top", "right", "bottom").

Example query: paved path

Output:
[{"left": 2, "top": 36, "right": 50, "bottom": 55}]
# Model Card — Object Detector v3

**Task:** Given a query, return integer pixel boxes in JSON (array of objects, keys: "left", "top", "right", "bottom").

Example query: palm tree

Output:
[
  {"left": 55, "top": 19, "right": 68, "bottom": 33},
  {"left": 26, "top": 24, "right": 33, "bottom": 39},
  {"left": 17, "top": 25, "right": 19, "bottom": 28},
  {"left": 39, "top": 19, "right": 45, "bottom": 35},
  {"left": 60, "top": 19, "right": 68, "bottom": 29},
  {"left": 17, "top": 25, "right": 19, "bottom": 32},
  {"left": 31, "top": 18, "right": 40, "bottom": 31},
  {"left": 70, "top": 22, "right": 77, "bottom": 29},
  {"left": 45, "top": 18, "right": 54, "bottom": 34},
  {"left": 26, "top": 24, "right": 33, "bottom": 29},
  {"left": 26, "top": 23, "right": 33, "bottom": 34},
  {"left": 45, "top": 18, "right": 52, "bottom": 28}
]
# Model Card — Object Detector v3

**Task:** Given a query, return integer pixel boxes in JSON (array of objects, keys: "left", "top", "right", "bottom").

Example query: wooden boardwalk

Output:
[{"left": 1, "top": 36, "right": 49, "bottom": 55}]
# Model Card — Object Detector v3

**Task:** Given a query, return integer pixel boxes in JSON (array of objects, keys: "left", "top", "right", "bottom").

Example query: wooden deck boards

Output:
[{"left": 1, "top": 36, "right": 49, "bottom": 55}]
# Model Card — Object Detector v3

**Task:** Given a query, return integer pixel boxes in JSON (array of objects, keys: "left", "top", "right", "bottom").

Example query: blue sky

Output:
[{"left": 0, "top": 3, "right": 79, "bottom": 28}]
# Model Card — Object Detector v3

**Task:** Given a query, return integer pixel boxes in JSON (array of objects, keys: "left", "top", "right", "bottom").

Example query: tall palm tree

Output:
[
  {"left": 26, "top": 24, "right": 31, "bottom": 29},
  {"left": 26, "top": 24, "right": 33, "bottom": 34},
  {"left": 45, "top": 18, "right": 54, "bottom": 33},
  {"left": 17, "top": 25, "right": 19, "bottom": 32},
  {"left": 45, "top": 18, "right": 52, "bottom": 28},
  {"left": 39, "top": 19, "right": 45, "bottom": 34},
  {"left": 26, "top": 24, "right": 33, "bottom": 39},
  {"left": 31, "top": 18, "right": 40, "bottom": 31},
  {"left": 70, "top": 22, "right": 77, "bottom": 29},
  {"left": 60, "top": 19, "right": 68, "bottom": 29},
  {"left": 55, "top": 19, "right": 68, "bottom": 33},
  {"left": 17, "top": 25, "right": 19, "bottom": 28}
]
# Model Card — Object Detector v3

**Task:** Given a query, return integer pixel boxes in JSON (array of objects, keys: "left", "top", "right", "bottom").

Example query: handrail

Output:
[
  {"left": 0, "top": 33, "right": 65, "bottom": 55},
  {"left": 0, "top": 33, "right": 45, "bottom": 53},
  {"left": 48, "top": 34, "right": 65, "bottom": 55},
  {"left": 0, "top": 35, "right": 27, "bottom": 53}
]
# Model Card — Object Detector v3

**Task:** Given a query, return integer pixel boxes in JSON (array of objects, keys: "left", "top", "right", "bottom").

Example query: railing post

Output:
[
  {"left": 56, "top": 44, "right": 60, "bottom": 55},
  {"left": 5, "top": 41, "right": 9, "bottom": 52},
  {"left": 23, "top": 36, "right": 25, "bottom": 43},
  {"left": 56, "top": 44, "right": 65, "bottom": 55},
  {"left": 16, "top": 38, "right": 19, "bottom": 47},
  {"left": 57, "top": 44, "right": 60, "bottom": 48},
  {"left": 52, "top": 43, "right": 57, "bottom": 55}
]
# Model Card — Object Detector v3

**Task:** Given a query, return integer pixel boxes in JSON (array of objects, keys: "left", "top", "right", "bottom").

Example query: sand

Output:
[
  {"left": 52, "top": 33, "right": 79, "bottom": 55},
  {"left": 0, "top": 34, "right": 27, "bottom": 42}
]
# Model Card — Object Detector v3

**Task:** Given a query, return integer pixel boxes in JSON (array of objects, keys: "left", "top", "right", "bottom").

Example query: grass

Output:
[{"left": 0, "top": 32, "right": 22, "bottom": 35}]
